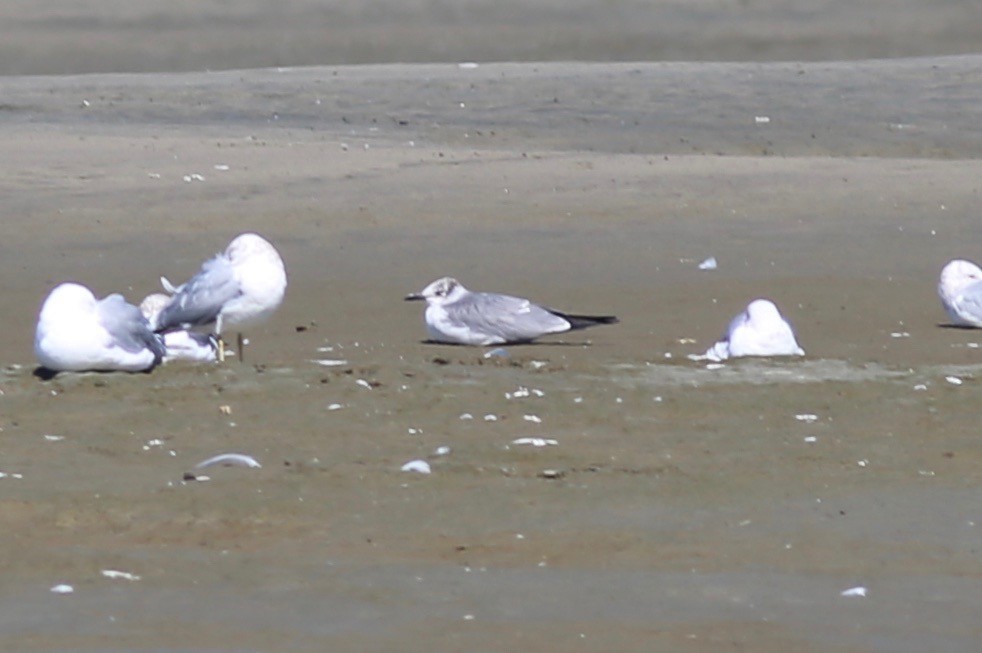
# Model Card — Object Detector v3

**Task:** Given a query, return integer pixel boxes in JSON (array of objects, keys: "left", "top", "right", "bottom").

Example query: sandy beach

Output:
[{"left": 2, "top": 2, "right": 982, "bottom": 652}]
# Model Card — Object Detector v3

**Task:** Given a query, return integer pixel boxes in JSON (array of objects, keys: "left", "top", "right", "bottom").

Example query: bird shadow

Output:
[
  {"left": 32, "top": 366, "right": 58, "bottom": 381},
  {"left": 420, "top": 340, "right": 597, "bottom": 347},
  {"left": 937, "top": 323, "right": 981, "bottom": 330},
  {"left": 32, "top": 365, "right": 155, "bottom": 380}
]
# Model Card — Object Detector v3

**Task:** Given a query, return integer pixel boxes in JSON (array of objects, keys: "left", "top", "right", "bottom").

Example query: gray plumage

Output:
[
  {"left": 98, "top": 294, "right": 167, "bottom": 363},
  {"left": 155, "top": 256, "right": 240, "bottom": 331}
]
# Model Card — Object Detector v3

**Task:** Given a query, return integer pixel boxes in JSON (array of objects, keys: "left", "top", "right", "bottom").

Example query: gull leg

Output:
[
  {"left": 206, "top": 334, "right": 224, "bottom": 363},
  {"left": 237, "top": 332, "right": 245, "bottom": 364},
  {"left": 215, "top": 314, "right": 225, "bottom": 363}
]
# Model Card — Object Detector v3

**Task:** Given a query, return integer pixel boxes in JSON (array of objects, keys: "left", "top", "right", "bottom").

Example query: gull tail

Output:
[{"left": 549, "top": 310, "right": 620, "bottom": 331}]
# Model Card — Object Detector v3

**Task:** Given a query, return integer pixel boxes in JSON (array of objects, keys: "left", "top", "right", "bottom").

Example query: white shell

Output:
[
  {"left": 401, "top": 459, "right": 431, "bottom": 474},
  {"left": 194, "top": 453, "right": 262, "bottom": 469},
  {"left": 101, "top": 569, "right": 141, "bottom": 581},
  {"left": 312, "top": 359, "right": 349, "bottom": 367},
  {"left": 512, "top": 437, "right": 558, "bottom": 447}
]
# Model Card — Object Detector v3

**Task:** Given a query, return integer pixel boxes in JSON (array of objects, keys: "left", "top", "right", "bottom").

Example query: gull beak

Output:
[{"left": 404, "top": 293, "right": 425, "bottom": 301}]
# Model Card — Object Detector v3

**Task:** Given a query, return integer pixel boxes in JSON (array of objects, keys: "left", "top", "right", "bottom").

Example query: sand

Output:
[{"left": 2, "top": 3, "right": 982, "bottom": 652}]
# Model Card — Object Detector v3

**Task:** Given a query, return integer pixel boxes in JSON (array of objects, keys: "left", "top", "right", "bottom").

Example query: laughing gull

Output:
[{"left": 405, "top": 276, "right": 618, "bottom": 345}]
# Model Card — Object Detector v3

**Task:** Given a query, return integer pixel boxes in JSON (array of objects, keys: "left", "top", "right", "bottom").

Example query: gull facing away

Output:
[
  {"left": 405, "top": 277, "right": 618, "bottom": 345},
  {"left": 691, "top": 298, "right": 804, "bottom": 362},
  {"left": 140, "top": 293, "right": 217, "bottom": 362},
  {"left": 153, "top": 233, "right": 287, "bottom": 361},
  {"left": 938, "top": 259, "right": 982, "bottom": 327},
  {"left": 34, "top": 283, "right": 165, "bottom": 373}
]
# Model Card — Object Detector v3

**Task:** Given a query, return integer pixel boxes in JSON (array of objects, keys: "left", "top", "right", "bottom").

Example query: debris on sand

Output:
[
  {"left": 511, "top": 437, "right": 558, "bottom": 447},
  {"left": 101, "top": 569, "right": 141, "bottom": 581}
]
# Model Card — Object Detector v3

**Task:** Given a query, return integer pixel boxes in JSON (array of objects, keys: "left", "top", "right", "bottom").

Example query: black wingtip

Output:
[{"left": 550, "top": 311, "right": 620, "bottom": 331}]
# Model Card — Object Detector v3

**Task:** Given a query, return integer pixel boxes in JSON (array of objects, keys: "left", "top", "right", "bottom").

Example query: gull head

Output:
[
  {"left": 140, "top": 292, "right": 172, "bottom": 329},
  {"left": 405, "top": 277, "right": 467, "bottom": 305},
  {"left": 221, "top": 232, "right": 288, "bottom": 325},
  {"left": 744, "top": 298, "right": 784, "bottom": 326},
  {"left": 939, "top": 259, "right": 982, "bottom": 301},
  {"left": 39, "top": 283, "right": 97, "bottom": 321},
  {"left": 225, "top": 233, "right": 286, "bottom": 272}
]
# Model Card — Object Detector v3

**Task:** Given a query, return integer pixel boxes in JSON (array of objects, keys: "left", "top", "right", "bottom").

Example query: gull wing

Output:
[
  {"left": 155, "top": 255, "right": 241, "bottom": 331},
  {"left": 954, "top": 280, "right": 982, "bottom": 325},
  {"left": 97, "top": 294, "right": 166, "bottom": 362},
  {"left": 448, "top": 292, "right": 571, "bottom": 343}
]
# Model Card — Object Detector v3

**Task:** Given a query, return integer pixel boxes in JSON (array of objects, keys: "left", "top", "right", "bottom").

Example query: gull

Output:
[
  {"left": 153, "top": 233, "right": 287, "bottom": 361},
  {"left": 691, "top": 298, "right": 804, "bottom": 362},
  {"left": 140, "top": 293, "right": 217, "bottom": 362},
  {"left": 405, "top": 277, "right": 618, "bottom": 345},
  {"left": 938, "top": 259, "right": 982, "bottom": 327},
  {"left": 34, "top": 282, "right": 165, "bottom": 373}
]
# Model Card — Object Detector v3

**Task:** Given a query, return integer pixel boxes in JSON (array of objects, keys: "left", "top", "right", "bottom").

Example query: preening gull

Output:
[
  {"left": 691, "top": 298, "right": 804, "bottom": 362},
  {"left": 153, "top": 233, "right": 287, "bottom": 361},
  {"left": 938, "top": 259, "right": 982, "bottom": 327},
  {"left": 34, "top": 283, "right": 165, "bottom": 373},
  {"left": 140, "top": 293, "right": 217, "bottom": 362},
  {"left": 405, "top": 277, "right": 618, "bottom": 345}
]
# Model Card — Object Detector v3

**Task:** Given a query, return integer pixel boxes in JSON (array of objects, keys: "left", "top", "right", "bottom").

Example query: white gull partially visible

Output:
[
  {"left": 140, "top": 293, "right": 216, "bottom": 362},
  {"left": 35, "top": 282, "right": 165, "bottom": 373},
  {"left": 938, "top": 259, "right": 982, "bottom": 327},
  {"left": 153, "top": 233, "right": 287, "bottom": 360},
  {"left": 690, "top": 298, "right": 804, "bottom": 362}
]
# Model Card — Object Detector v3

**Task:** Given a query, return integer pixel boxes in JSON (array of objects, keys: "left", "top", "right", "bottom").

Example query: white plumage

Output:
[
  {"left": 696, "top": 299, "right": 804, "bottom": 362},
  {"left": 35, "top": 283, "right": 165, "bottom": 373},
  {"left": 153, "top": 233, "right": 287, "bottom": 360},
  {"left": 938, "top": 259, "right": 982, "bottom": 327}
]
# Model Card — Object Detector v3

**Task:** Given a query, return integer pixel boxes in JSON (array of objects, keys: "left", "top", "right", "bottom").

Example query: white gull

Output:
[
  {"left": 938, "top": 259, "right": 982, "bottom": 327},
  {"left": 153, "top": 233, "right": 287, "bottom": 361},
  {"left": 691, "top": 298, "right": 804, "bottom": 362},
  {"left": 35, "top": 282, "right": 165, "bottom": 373}
]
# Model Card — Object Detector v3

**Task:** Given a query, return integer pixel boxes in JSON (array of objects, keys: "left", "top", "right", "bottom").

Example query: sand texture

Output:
[{"left": 2, "top": 2, "right": 982, "bottom": 652}]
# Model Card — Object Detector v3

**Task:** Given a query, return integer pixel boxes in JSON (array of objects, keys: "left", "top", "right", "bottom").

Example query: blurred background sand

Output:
[{"left": 3, "top": 0, "right": 982, "bottom": 73}]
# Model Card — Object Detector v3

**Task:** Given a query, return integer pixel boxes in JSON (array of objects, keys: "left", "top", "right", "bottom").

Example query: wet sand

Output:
[{"left": 3, "top": 6, "right": 982, "bottom": 652}]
